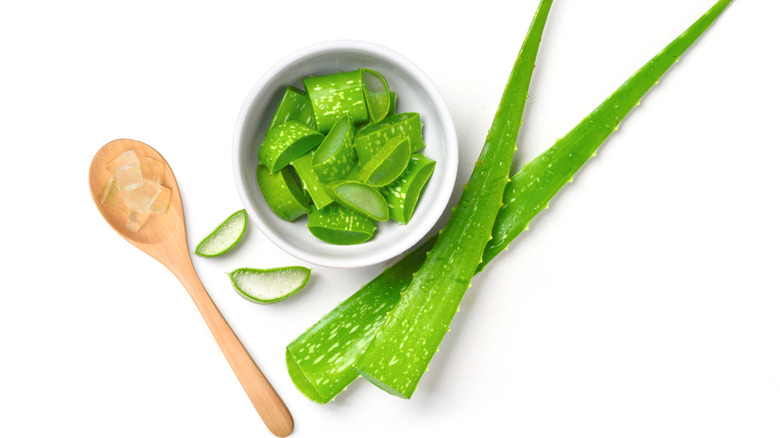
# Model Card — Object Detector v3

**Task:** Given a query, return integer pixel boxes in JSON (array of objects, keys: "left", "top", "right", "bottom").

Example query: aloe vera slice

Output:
[
  {"left": 353, "top": 113, "right": 424, "bottom": 164},
  {"left": 256, "top": 165, "right": 310, "bottom": 222},
  {"left": 267, "top": 86, "right": 317, "bottom": 133},
  {"left": 327, "top": 180, "right": 389, "bottom": 222},
  {"left": 304, "top": 70, "right": 369, "bottom": 132},
  {"left": 361, "top": 68, "right": 390, "bottom": 123},
  {"left": 194, "top": 209, "right": 248, "bottom": 257},
  {"left": 258, "top": 120, "right": 324, "bottom": 172},
  {"left": 356, "top": 135, "right": 411, "bottom": 187},
  {"left": 228, "top": 266, "right": 311, "bottom": 304},
  {"left": 291, "top": 152, "right": 334, "bottom": 209},
  {"left": 286, "top": 0, "right": 732, "bottom": 403},
  {"left": 312, "top": 114, "right": 356, "bottom": 183},
  {"left": 307, "top": 204, "right": 376, "bottom": 245},
  {"left": 380, "top": 153, "right": 436, "bottom": 224}
]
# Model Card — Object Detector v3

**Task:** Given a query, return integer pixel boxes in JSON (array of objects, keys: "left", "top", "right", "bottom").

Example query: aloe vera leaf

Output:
[
  {"left": 259, "top": 120, "right": 324, "bottom": 172},
  {"left": 286, "top": 0, "right": 731, "bottom": 403},
  {"left": 312, "top": 114, "right": 356, "bottom": 183},
  {"left": 286, "top": 237, "right": 436, "bottom": 403},
  {"left": 307, "top": 204, "right": 376, "bottom": 245},
  {"left": 379, "top": 153, "right": 436, "bottom": 224},
  {"left": 353, "top": 113, "right": 424, "bottom": 164},
  {"left": 357, "top": 135, "right": 412, "bottom": 187},
  {"left": 361, "top": 68, "right": 391, "bottom": 123},
  {"left": 353, "top": 0, "right": 553, "bottom": 399},
  {"left": 326, "top": 180, "right": 389, "bottom": 222},
  {"left": 194, "top": 209, "right": 248, "bottom": 257},
  {"left": 256, "top": 165, "right": 311, "bottom": 221},
  {"left": 267, "top": 86, "right": 317, "bottom": 133},
  {"left": 478, "top": 0, "right": 733, "bottom": 272},
  {"left": 304, "top": 70, "right": 369, "bottom": 132},
  {"left": 291, "top": 152, "right": 334, "bottom": 209}
]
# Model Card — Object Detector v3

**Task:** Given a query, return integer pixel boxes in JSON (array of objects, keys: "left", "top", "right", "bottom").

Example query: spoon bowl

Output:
[{"left": 89, "top": 139, "right": 294, "bottom": 437}]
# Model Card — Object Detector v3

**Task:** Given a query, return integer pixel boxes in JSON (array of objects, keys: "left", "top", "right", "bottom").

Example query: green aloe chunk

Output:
[
  {"left": 361, "top": 68, "right": 390, "bottom": 123},
  {"left": 286, "top": 237, "right": 435, "bottom": 403},
  {"left": 380, "top": 153, "right": 436, "bottom": 224},
  {"left": 286, "top": 0, "right": 732, "bottom": 403},
  {"left": 307, "top": 204, "right": 376, "bottom": 245},
  {"left": 304, "top": 70, "right": 369, "bottom": 132},
  {"left": 267, "top": 86, "right": 317, "bottom": 133},
  {"left": 353, "top": 113, "right": 424, "bottom": 164},
  {"left": 326, "top": 180, "right": 389, "bottom": 222},
  {"left": 357, "top": 135, "right": 411, "bottom": 187},
  {"left": 228, "top": 266, "right": 311, "bottom": 304},
  {"left": 291, "top": 152, "right": 333, "bottom": 209},
  {"left": 256, "top": 165, "right": 310, "bottom": 222},
  {"left": 388, "top": 91, "right": 397, "bottom": 115},
  {"left": 194, "top": 209, "right": 247, "bottom": 257},
  {"left": 312, "top": 114, "right": 356, "bottom": 183},
  {"left": 259, "top": 120, "right": 324, "bottom": 172}
]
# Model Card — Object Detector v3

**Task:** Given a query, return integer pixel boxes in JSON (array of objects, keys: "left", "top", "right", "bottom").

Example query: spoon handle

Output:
[{"left": 174, "top": 262, "right": 294, "bottom": 437}]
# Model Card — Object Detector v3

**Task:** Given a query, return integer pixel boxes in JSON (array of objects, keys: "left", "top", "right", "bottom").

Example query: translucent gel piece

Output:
[
  {"left": 141, "top": 156, "right": 164, "bottom": 185},
  {"left": 123, "top": 179, "right": 162, "bottom": 213},
  {"left": 106, "top": 150, "right": 140, "bottom": 175},
  {"left": 99, "top": 178, "right": 130, "bottom": 215},
  {"left": 126, "top": 209, "right": 152, "bottom": 232},
  {"left": 115, "top": 164, "right": 143, "bottom": 191},
  {"left": 150, "top": 186, "right": 171, "bottom": 214}
]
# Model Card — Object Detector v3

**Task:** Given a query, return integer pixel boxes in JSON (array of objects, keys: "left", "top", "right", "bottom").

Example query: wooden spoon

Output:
[{"left": 88, "top": 139, "right": 294, "bottom": 437}]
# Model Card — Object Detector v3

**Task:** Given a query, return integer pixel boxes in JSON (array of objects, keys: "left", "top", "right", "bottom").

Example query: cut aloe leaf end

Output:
[
  {"left": 267, "top": 87, "right": 317, "bottom": 134},
  {"left": 361, "top": 68, "right": 390, "bottom": 123},
  {"left": 259, "top": 120, "right": 324, "bottom": 172},
  {"left": 194, "top": 210, "right": 248, "bottom": 257},
  {"left": 304, "top": 70, "right": 369, "bottom": 132},
  {"left": 327, "top": 180, "right": 389, "bottom": 222},
  {"left": 307, "top": 204, "right": 376, "bottom": 245},
  {"left": 291, "top": 152, "right": 334, "bottom": 210},
  {"left": 228, "top": 266, "right": 311, "bottom": 304},
  {"left": 257, "top": 165, "right": 311, "bottom": 221},
  {"left": 354, "top": 112, "right": 424, "bottom": 164}
]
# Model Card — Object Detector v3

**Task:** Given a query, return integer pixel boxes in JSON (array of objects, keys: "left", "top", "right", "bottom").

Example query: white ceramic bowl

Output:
[{"left": 233, "top": 40, "right": 457, "bottom": 268}]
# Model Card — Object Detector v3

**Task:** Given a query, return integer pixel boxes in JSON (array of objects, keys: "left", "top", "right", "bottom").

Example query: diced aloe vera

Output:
[
  {"left": 258, "top": 120, "right": 324, "bottom": 172},
  {"left": 140, "top": 156, "right": 164, "bottom": 185},
  {"left": 228, "top": 266, "right": 311, "bottom": 304},
  {"left": 307, "top": 204, "right": 376, "bottom": 245},
  {"left": 361, "top": 68, "right": 390, "bottom": 123},
  {"left": 123, "top": 179, "right": 162, "bottom": 213},
  {"left": 327, "top": 180, "right": 389, "bottom": 222},
  {"left": 267, "top": 86, "right": 317, "bottom": 133},
  {"left": 291, "top": 152, "right": 333, "bottom": 209},
  {"left": 388, "top": 91, "right": 397, "bottom": 116},
  {"left": 126, "top": 209, "right": 152, "bottom": 232},
  {"left": 257, "top": 165, "right": 310, "bottom": 222},
  {"left": 380, "top": 153, "right": 436, "bottom": 224},
  {"left": 100, "top": 178, "right": 130, "bottom": 215},
  {"left": 194, "top": 209, "right": 248, "bottom": 257},
  {"left": 357, "top": 135, "right": 411, "bottom": 187},
  {"left": 304, "top": 70, "right": 369, "bottom": 132},
  {"left": 311, "top": 114, "right": 356, "bottom": 183},
  {"left": 353, "top": 113, "right": 424, "bottom": 164},
  {"left": 106, "top": 150, "right": 139, "bottom": 175}
]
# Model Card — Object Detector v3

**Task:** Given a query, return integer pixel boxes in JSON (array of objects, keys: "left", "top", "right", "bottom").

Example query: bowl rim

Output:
[{"left": 232, "top": 39, "right": 458, "bottom": 268}]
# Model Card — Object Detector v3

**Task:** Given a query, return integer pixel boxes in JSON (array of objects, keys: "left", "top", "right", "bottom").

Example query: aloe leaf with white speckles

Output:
[
  {"left": 286, "top": 0, "right": 731, "bottom": 403},
  {"left": 267, "top": 86, "right": 317, "bottom": 133},
  {"left": 304, "top": 70, "right": 368, "bottom": 132},
  {"left": 353, "top": 112, "right": 424, "bottom": 164},
  {"left": 312, "top": 114, "right": 356, "bottom": 183}
]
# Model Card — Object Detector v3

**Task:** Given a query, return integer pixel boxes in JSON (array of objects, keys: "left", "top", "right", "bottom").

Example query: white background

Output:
[{"left": 2, "top": 0, "right": 778, "bottom": 437}]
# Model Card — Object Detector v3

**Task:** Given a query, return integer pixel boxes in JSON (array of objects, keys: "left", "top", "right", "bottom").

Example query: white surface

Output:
[
  {"left": 2, "top": 1, "right": 779, "bottom": 437},
  {"left": 234, "top": 40, "right": 458, "bottom": 268}
]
